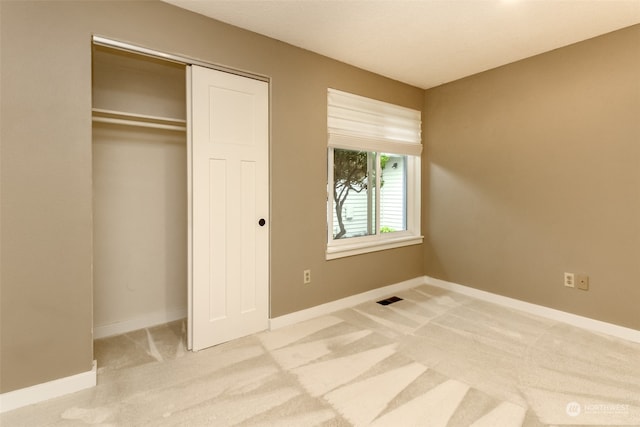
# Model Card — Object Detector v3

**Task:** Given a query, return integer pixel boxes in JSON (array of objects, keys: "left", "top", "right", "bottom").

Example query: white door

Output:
[{"left": 189, "top": 65, "right": 269, "bottom": 351}]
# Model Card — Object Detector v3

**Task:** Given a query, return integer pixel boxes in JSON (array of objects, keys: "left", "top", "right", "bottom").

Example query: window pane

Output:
[
  {"left": 380, "top": 154, "right": 407, "bottom": 233},
  {"left": 332, "top": 149, "right": 377, "bottom": 239}
]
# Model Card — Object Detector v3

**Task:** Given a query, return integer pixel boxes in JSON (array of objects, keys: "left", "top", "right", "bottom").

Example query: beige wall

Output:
[
  {"left": 0, "top": 1, "right": 424, "bottom": 393},
  {"left": 424, "top": 25, "right": 640, "bottom": 330}
]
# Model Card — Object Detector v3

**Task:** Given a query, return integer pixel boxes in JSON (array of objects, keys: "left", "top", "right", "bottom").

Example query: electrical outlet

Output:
[
  {"left": 564, "top": 272, "right": 575, "bottom": 288},
  {"left": 576, "top": 274, "right": 589, "bottom": 291},
  {"left": 303, "top": 269, "right": 311, "bottom": 284}
]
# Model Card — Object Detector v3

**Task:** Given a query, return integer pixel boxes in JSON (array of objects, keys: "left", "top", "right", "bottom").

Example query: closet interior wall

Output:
[{"left": 92, "top": 45, "right": 188, "bottom": 338}]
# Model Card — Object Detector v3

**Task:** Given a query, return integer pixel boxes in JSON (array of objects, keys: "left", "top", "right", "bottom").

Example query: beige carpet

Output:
[{"left": 2, "top": 284, "right": 639, "bottom": 426}]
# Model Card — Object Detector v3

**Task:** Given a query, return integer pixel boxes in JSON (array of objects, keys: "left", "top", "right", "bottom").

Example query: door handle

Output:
[{"left": 258, "top": 218, "right": 266, "bottom": 227}]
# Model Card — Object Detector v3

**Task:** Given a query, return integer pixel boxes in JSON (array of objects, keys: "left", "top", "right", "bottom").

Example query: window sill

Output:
[{"left": 326, "top": 235, "right": 423, "bottom": 260}]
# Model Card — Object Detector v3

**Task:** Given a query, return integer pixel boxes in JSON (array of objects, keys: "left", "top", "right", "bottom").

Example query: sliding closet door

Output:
[{"left": 189, "top": 65, "right": 269, "bottom": 351}]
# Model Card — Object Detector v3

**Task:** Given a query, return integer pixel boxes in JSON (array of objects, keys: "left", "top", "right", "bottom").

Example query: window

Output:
[{"left": 327, "top": 89, "right": 422, "bottom": 259}]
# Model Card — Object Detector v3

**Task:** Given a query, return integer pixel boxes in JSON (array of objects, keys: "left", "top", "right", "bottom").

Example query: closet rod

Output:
[
  {"left": 92, "top": 108, "right": 186, "bottom": 125},
  {"left": 92, "top": 116, "right": 187, "bottom": 132},
  {"left": 92, "top": 35, "right": 270, "bottom": 83}
]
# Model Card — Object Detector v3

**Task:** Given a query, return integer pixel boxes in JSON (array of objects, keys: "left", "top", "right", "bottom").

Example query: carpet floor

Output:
[{"left": 2, "top": 284, "right": 639, "bottom": 426}]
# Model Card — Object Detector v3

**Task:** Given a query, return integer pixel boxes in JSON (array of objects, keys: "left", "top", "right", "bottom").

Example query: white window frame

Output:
[{"left": 326, "top": 89, "right": 423, "bottom": 260}]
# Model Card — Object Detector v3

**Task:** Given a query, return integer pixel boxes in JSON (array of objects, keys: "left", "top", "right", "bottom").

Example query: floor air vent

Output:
[{"left": 376, "top": 296, "right": 403, "bottom": 306}]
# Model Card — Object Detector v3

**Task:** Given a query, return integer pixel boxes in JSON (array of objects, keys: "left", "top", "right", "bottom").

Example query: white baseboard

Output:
[
  {"left": 424, "top": 276, "right": 640, "bottom": 344},
  {"left": 93, "top": 308, "right": 187, "bottom": 339},
  {"left": 0, "top": 360, "right": 97, "bottom": 413},
  {"left": 270, "top": 275, "right": 639, "bottom": 344},
  {"left": 269, "top": 276, "right": 425, "bottom": 330}
]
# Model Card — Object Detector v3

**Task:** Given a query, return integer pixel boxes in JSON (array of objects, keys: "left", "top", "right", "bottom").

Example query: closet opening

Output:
[
  {"left": 92, "top": 36, "right": 271, "bottom": 361},
  {"left": 92, "top": 44, "right": 189, "bottom": 363}
]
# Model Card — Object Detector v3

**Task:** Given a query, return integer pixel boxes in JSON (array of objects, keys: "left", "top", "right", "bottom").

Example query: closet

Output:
[
  {"left": 91, "top": 38, "right": 270, "bottom": 351},
  {"left": 92, "top": 45, "right": 188, "bottom": 338}
]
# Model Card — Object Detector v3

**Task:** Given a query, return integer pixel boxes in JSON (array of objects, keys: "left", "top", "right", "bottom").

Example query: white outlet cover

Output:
[{"left": 564, "top": 272, "right": 575, "bottom": 288}]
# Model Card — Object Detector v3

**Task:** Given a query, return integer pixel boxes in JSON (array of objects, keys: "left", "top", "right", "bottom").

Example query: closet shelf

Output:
[{"left": 92, "top": 108, "right": 187, "bottom": 132}]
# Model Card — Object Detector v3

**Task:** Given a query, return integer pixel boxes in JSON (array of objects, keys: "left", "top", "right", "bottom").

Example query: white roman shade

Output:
[{"left": 327, "top": 88, "right": 422, "bottom": 156}]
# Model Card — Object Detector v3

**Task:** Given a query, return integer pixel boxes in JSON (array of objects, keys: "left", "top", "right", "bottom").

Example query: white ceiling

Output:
[{"left": 163, "top": 0, "right": 640, "bottom": 89}]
